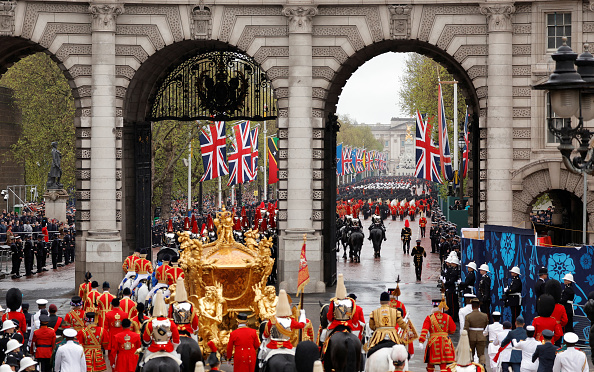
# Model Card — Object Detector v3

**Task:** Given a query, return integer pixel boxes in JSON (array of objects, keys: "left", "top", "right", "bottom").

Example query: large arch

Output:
[
  {"left": 317, "top": 40, "right": 482, "bottom": 283},
  {"left": 121, "top": 39, "right": 279, "bottom": 253},
  {"left": 512, "top": 160, "right": 594, "bottom": 244}
]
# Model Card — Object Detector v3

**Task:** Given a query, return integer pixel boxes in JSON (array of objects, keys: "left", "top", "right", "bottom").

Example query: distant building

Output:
[{"left": 361, "top": 117, "right": 415, "bottom": 176}]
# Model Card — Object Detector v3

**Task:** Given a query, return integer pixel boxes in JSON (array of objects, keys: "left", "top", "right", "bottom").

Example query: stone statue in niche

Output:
[{"left": 47, "top": 141, "right": 63, "bottom": 189}]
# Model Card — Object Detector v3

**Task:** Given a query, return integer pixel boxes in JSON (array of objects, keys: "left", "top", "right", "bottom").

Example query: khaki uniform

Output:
[{"left": 463, "top": 309, "right": 489, "bottom": 365}]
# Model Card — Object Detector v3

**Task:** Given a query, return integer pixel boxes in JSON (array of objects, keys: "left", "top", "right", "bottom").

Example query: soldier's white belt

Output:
[
  {"left": 469, "top": 328, "right": 484, "bottom": 331},
  {"left": 567, "top": 301, "right": 573, "bottom": 304},
  {"left": 510, "top": 293, "right": 521, "bottom": 296}
]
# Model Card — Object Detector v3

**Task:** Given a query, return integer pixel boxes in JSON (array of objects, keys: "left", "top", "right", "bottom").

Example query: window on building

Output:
[
  {"left": 385, "top": 140, "right": 389, "bottom": 147},
  {"left": 547, "top": 13, "right": 571, "bottom": 50},
  {"left": 546, "top": 92, "right": 564, "bottom": 144}
]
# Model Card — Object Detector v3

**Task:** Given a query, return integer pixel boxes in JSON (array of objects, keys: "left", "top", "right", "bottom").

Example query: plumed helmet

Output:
[
  {"left": 152, "top": 291, "right": 168, "bottom": 318},
  {"left": 276, "top": 290, "right": 292, "bottom": 317},
  {"left": 391, "top": 344, "right": 408, "bottom": 365},
  {"left": 335, "top": 273, "right": 347, "bottom": 299},
  {"left": 206, "top": 340, "right": 219, "bottom": 366},
  {"left": 6, "top": 288, "right": 22, "bottom": 312},
  {"left": 544, "top": 279, "right": 562, "bottom": 303},
  {"left": 456, "top": 330, "right": 472, "bottom": 366},
  {"left": 174, "top": 277, "right": 188, "bottom": 303},
  {"left": 537, "top": 294, "right": 555, "bottom": 318}
]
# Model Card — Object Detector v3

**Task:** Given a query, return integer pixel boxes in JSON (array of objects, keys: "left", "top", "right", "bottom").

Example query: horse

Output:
[
  {"left": 323, "top": 331, "right": 361, "bottom": 372},
  {"left": 369, "top": 226, "right": 383, "bottom": 258},
  {"left": 364, "top": 344, "right": 410, "bottom": 372},
  {"left": 177, "top": 334, "right": 203, "bottom": 372},
  {"left": 141, "top": 352, "right": 181, "bottom": 372},
  {"left": 118, "top": 271, "right": 136, "bottom": 298},
  {"left": 338, "top": 226, "right": 350, "bottom": 259},
  {"left": 133, "top": 278, "right": 151, "bottom": 305},
  {"left": 349, "top": 229, "right": 364, "bottom": 263},
  {"left": 295, "top": 341, "right": 321, "bottom": 372}
]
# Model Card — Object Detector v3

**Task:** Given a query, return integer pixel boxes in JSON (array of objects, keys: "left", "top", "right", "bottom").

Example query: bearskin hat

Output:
[
  {"left": 6, "top": 288, "right": 22, "bottom": 312},
  {"left": 544, "top": 279, "right": 562, "bottom": 303},
  {"left": 537, "top": 294, "right": 555, "bottom": 318}
]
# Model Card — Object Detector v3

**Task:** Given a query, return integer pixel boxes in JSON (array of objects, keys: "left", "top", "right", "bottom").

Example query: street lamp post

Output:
[{"left": 533, "top": 38, "right": 594, "bottom": 245}]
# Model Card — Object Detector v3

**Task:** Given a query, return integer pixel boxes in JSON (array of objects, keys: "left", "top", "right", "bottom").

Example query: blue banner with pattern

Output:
[{"left": 461, "top": 225, "right": 593, "bottom": 342}]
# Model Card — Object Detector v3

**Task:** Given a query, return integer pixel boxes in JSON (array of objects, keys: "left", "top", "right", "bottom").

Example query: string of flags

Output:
[
  {"left": 336, "top": 144, "right": 388, "bottom": 176},
  {"left": 198, "top": 121, "right": 278, "bottom": 185}
]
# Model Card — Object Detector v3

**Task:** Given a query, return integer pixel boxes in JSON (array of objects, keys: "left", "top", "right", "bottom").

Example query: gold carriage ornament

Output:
[{"left": 176, "top": 207, "right": 276, "bottom": 352}]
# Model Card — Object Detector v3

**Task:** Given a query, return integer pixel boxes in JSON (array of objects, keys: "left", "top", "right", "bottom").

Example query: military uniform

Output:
[
  {"left": 444, "top": 266, "right": 461, "bottom": 322},
  {"left": 95, "top": 291, "right": 115, "bottom": 329},
  {"left": 561, "top": 282, "right": 575, "bottom": 333},
  {"left": 418, "top": 311, "right": 456, "bottom": 371},
  {"left": 411, "top": 243, "right": 426, "bottom": 281},
  {"left": 419, "top": 216, "right": 427, "bottom": 238},
  {"left": 478, "top": 273, "right": 491, "bottom": 315},
  {"left": 505, "top": 274, "right": 522, "bottom": 328},
  {"left": 64, "top": 309, "right": 85, "bottom": 332},
  {"left": 227, "top": 320, "right": 260, "bottom": 372},
  {"left": 104, "top": 306, "right": 128, "bottom": 367},
  {"left": 463, "top": 307, "right": 488, "bottom": 365},
  {"left": 119, "top": 296, "right": 138, "bottom": 320},
  {"left": 131, "top": 255, "right": 153, "bottom": 292},
  {"left": 113, "top": 328, "right": 140, "bottom": 372},
  {"left": 365, "top": 304, "right": 407, "bottom": 351},
  {"left": 78, "top": 320, "right": 108, "bottom": 371},
  {"left": 168, "top": 300, "right": 199, "bottom": 335},
  {"left": 401, "top": 226, "right": 412, "bottom": 254}
]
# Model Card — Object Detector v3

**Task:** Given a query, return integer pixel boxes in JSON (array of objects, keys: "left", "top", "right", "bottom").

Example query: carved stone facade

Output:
[{"left": 3, "top": 0, "right": 591, "bottom": 290}]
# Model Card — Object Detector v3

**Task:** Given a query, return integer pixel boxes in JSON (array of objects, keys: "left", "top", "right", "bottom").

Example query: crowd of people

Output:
[{"left": 530, "top": 206, "right": 555, "bottom": 226}]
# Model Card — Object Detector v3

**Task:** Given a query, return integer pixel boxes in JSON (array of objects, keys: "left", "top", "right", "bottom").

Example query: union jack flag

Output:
[
  {"left": 227, "top": 121, "right": 252, "bottom": 186},
  {"left": 247, "top": 125, "right": 259, "bottom": 182},
  {"left": 351, "top": 147, "right": 357, "bottom": 174},
  {"left": 438, "top": 83, "right": 455, "bottom": 181},
  {"left": 356, "top": 148, "right": 365, "bottom": 173},
  {"left": 461, "top": 107, "right": 470, "bottom": 179},
  {"left": 336, "top": 143, "right": 344, "bottom": 176},
  {"left": 415, "top": 110, "right": 443, "bottom": 183},
  {"left": 343, "top": 146, "right": 353, "bottom": 175},
  {"left": 199, "top": 121, "right": 228, "bottom": 182},
  {"left": 378, "top": 152, "right": 387, "bottom": 171}
]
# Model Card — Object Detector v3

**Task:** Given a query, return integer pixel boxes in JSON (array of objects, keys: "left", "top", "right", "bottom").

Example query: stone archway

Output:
[{"left": 512, "top": 160, "right": 594, "bottom": 243}]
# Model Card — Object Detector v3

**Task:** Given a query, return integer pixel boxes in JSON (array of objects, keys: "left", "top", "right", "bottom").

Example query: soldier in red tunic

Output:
[
  {"left": 79, "top": 272, "right": 93, "bottom": 307},
  {"left": 168, "top": 277, "right": 199, "bottom": 336},
  {"left": 166, "top": 257, "right": 185, "bottom": 286},
  {"left": 122, "top": 248, "right": 140, "bottom": 273},
  {"left": 63, "top": 296, "right": 86, "bottom": 332},
  {"left": 104, "top": 298, "right": 129, "bottom": 368},
  {"left": 140, "top": 291, "right": 181, "bottom": 368},
  {"left": 78, "top": 312, "right": 108, "bottom": 372},
  {"left": 131, "top": 249, "right": 153, "bottom": 292},
  {"left": 227, "top": 313, "right": 260, "bottom": 372},
  {"left": 326, "top": 274, "right": 356, "bottom": 334},
  {"left": 347, "top": 293, "right": 365, "bottom": 341},
  {"left": 113, "top": 319, "right": 140, "bottom": 372},
  {"left": 119, "top": 288, "right": 138, "bottom": 320},
  {"left": 3, "top": 288, "right": 27, "bottom": 335},
  {"left": 31, "top": 314, "right": 56, "bottom": 372},
  {"left": 418, "top": 297, "right": 456, "bottom": 372},
  {"left": 531, "top": 294, "right": 563, "bottom": 343},
  {"left": 263, "top": 290, "right": 305, "bottom": 350},
  {"left": 84, "top": 281, "right": 101, "bottom": 312},
  {"left": 95, "top": 282, "right": 115, "bottom": 329}
]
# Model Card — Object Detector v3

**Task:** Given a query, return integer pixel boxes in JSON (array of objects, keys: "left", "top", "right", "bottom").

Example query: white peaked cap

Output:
[
  {"left": 466, "top": 262, "right": 477, "bottom": 271},
  {"left": 336, "top": 273, "right": 347, "bottom": 299},
  {"left": 276, "top": 290, "right": 292, "bottom": 317},
  {"left": 152, "top": 290, "right": 168, "bottom": 318},
  {"left": 175, "top": 277, "right": 188, "bottom": 302}
]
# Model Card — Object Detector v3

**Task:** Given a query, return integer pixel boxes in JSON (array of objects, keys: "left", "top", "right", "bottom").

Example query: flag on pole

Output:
[
  {"left": 296, "top": 235, "right": 310, "bottom": 295},
  {"left": 343, "top": 146, "right": 353, "bottom": 175},
  {"left": 438, "top": 83, "right": 455, "bottom": 181},
  {"left": 267, "top": 137, "right": 279, "bottom": 184},
  {"left": 247, "top": 126, "right": 259, "bottom": 182},
  {"left": 415, "top": 110, "right": 443, "bottom": 183},
  {"left": 351, "top": 147, "right": 357, "bottom": 173},
  {"left": 336, "top": 143, "right": 343, "bottom": 176},
  {"left": 199, "top": 121, "right": 229, "bottom": 182},
  {"left": 461, "top": 107, "right": 470, "bottom": 178},
  {"left": 227, "top": 121, "right": 252, "bottom": 186}
]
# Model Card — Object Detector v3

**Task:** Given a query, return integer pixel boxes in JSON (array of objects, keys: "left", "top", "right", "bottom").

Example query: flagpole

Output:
[
  {"left": 263, "top": 119, "right": 268, "bottom": 200},
  {"left": 188, "top": 139, "right": 192, "bottom": 213},
  {"left": 453, "top": 81, "right": 458, "bottom": 171},
  {"left": 218, "top": 177, "right": 222, "bottom": 209},
  {"left": 231, "top": 185, "right": 235, "bottom": 206},
  {"left": 298, "top": 233, "right": 306, "bottom": 343}
]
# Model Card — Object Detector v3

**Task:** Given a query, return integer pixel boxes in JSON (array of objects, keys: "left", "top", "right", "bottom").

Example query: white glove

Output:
[
  {"left": 418, "top": 342, "right": 425, "bottom": 350},
  {"left": 299, "top": 309, "right": 306, "bottom": 323}
]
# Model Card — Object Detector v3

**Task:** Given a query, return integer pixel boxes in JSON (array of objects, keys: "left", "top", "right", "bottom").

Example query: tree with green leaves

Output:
[
  {"left": 336, "top": 114, "right": 383, "bottom": 151},
  {"left": 0, "top": 53, "right": 76, "bottom": 193}
]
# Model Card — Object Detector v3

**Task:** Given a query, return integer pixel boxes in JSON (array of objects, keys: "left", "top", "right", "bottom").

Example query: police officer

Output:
[
  {"left": 505, "top": 266, "right": 522, "bottom": 329},
  {"left": 534, "top": 267, "right": 548, "bottom": 299},
  {"left": 477, "top": 264, "right": 491, "bottom": 316},
  {"left": 561, "top": 273, "right": 575, "bottom": 333},
  {"left": 10, "top": 237, "right": 23, "bottom": 279},
  {"left": 411, "top": 239, "right": 426, "bottom": 281}
]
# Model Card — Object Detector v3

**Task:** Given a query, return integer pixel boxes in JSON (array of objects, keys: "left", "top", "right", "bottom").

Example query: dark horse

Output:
[
  {"left": 323, "top": 330, "right": 361, "bottom": 372},
  {"left": 177, "top": 335, "right": 202, "bottom": 372},
  {"left": 338, "top": 226, "right": 350, "bottom": 259},
  {"left": 369, "top": 226, "right": 383, "bottom": 258},
  {"left": 349, "top": 229, "right": 364, "bottom": 263},
  {"left": 141, "top": 354, "right": 181, "bottom": 372},
  {"left": 262, "top": 352, "right": 296, "bottom": 372}
]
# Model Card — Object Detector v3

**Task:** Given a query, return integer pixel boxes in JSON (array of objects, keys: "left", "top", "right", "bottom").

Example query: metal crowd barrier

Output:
[{"left": 575, "top": 304, "right": 591, "bottom": 347}]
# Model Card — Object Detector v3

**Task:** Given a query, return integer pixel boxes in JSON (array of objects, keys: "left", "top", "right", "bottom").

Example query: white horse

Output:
[
  {"left": 145, "top": 286, "right": 170, "bottom": 313},
  {"left": 364, "top": 345, "right": 409, "bottom": 372},
  {"left": 132, "top": 278, "right": 151, "bottom": 305},
  {"left": 118, "top": 271, "right": 136, "bottom": 297}
]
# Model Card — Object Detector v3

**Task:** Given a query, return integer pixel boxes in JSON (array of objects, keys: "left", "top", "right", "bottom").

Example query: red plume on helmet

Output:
[
  {"left": 405, "top": 220, "right": 410, "bottom": 228},
  {"left": 260, "top": 216, "right": 268, "bottom": 231},
  {"left": 241, "top": 206, "right": 246, "bottom": 217},
  {"left": 167, "top": 219, "right": 173, "bottom": 233},
  {"left": 255, "top": 208, "right": 262, "bottom": 222},
  {"left": 190, "top": 214, "right": 196, "bottom": 230},
  {"left": 183, "top": 216, "right": 190, "bottom": 231},
  {"left": 268, "top": 212, "right": 276, "bottom": 229},
  {"left": 375, "top": 206, "right": 380, "bottom": 215},
  {"left": 259, "top": 201, "right": 265, "bottom": 209},
  {"left": 242, "top": 216, "right": 249, "bottom": 229},
  {"left": 201, "top": 223, "right": 207, "bottom": 235},
  {"left": 191, "top": 218, "right": 199, "bottom": 234},
  {"left": 207, "top": 215, "right": 214, "bottom": 232},
  {"left": 233, "top": 216, "right": 241, "bottom": 231}
]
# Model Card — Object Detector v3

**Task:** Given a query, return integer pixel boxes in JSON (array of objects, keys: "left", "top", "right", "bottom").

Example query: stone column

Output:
[
  {"left": 279, "top": 5, "right": 324, "bottom": 293},
  {"left": 480, "top": 3, "right": 515, "bottom": 226},
  {"left": 85, "top": 1, "right": 123, "bottom": 286}
]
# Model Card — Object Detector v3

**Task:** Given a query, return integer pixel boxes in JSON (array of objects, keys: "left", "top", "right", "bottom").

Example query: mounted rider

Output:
[
  {"left": 122, "top": 248, "right": 140, "bottom": 273},
  {"left": 262, "top": 289, "right": 306, "bottom": 350},
  {"left": 326, "top": 274, "right": 356, "bottom": 336},
  {"left": 368, "top": 212, "right": 386, "bottom": 242},
  {"left": 364, "top": 291, "right": 408, "bottom": 357},
  {"left": 168, "top": 277, "right": 199, "bottom": 337},
  {"left": 147, "top": 254, "right": 171, "bottom": 302},
  {"left": 166, "top": 256, "right": 184, "bottom": 286},
  {"left": 140, "top": 291, "right": 182, "bottom": 368},
  {"left": 131, "top": 248, "right": 153, "bottom": 294}
]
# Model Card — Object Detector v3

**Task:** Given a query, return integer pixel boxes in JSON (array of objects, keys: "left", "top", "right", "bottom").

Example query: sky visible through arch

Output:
[{"left": 336, "top": 52, "right": 411, "bottom": 124}]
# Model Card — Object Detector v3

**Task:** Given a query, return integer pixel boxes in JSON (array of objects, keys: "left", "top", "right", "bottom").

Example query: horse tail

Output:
[{"left": 345, "top": 335, "right": 359, "bottom": 372}]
